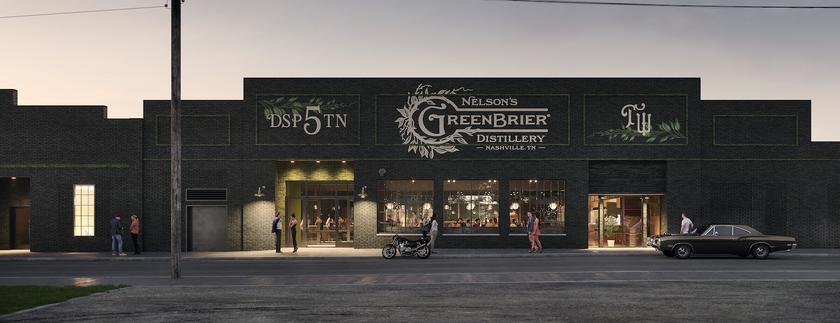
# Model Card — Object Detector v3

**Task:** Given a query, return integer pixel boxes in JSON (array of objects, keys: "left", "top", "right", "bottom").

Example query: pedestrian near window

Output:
[
  {"left": 110, "top": 216, "right": 126, "bottom": 256},
  {"left": 421, "top": 215, "right": 430, "bottom": 238},
  {"left": 289, "top": 213, "right": 298, "bottom": 253},
  {"left": 680, "top": 213, "right": 694, "bottom": 234},
  {"left": 526, "top": 211, "right": 535, "bottom": 253},
  {"left": 130, "top": 214, "right": 141, "bottom": 255},
  {"left": 429, "top": 214, "right": 439, "bottom": 253},
  {"left": 272, "top": 213, "right": 283, "bottom": 253},
  {"left": 532, "top": 213, "right": 543, "bottom": 253}
]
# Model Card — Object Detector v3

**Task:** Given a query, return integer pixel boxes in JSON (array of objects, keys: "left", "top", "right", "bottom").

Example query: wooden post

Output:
[{"left": 170, "top": 0, "right": 182, "bottom": 279}]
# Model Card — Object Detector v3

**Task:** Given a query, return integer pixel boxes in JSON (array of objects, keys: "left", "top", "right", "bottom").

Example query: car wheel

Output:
[
  {"left": 382, "top": 244, "right": 397, "bottom": 259},
  {"left": 674, "top": 244, "right": 692, "bottom": 259},
  {"left": 751, "top": 244, "right": 770, "bottom": 259},
  {"left": 662, "top": 251, "right": 675, "bottom": 257}
]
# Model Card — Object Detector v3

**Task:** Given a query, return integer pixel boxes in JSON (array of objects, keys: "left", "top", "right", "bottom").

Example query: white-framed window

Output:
[{"left": 73, "top": 184, "right": 95, "bottom": 236}]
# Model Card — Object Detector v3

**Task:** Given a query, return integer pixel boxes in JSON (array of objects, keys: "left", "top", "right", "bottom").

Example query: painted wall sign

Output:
[
  {"left": 377, "top": 84, "right": 569, "bottom": 158},
  {"left": 584, "top": 94, "right": 688, "bottom": 145},
  {"left": 256, "top": 94, "right": 360, "bottom": 145}
]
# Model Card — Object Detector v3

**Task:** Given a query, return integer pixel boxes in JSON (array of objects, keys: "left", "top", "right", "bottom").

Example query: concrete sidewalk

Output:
[{"left": 1, "top": 247, "right": 837, "bottom": 261}]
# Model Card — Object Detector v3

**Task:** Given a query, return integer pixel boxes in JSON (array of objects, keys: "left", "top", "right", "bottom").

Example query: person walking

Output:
[
  {"left": 526, "top": 211, "right": 535, "bottom": 253},
  {"left": 272, "top": 213, "right": 283, "bottom": 253},
  {"left": 110, "top": 216, "right": 126, "bottom": 256},
  {"left": 289, "top": 213, "right": 298, "bottom": 253},
  {"left": 532, "top": 213, "right": 543, "bottom": 253},
  {"left": 129, "top": 214, "right": 141, "bottom": 255},
  {"left": 429, "top": 214, "right": 439, "bottom": 253},
  {"left": 680, "top": 213, "right": 694, "bottom": 234}
]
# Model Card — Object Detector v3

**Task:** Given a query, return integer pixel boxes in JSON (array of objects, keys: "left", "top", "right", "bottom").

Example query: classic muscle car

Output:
[{"left": 649, "top": 224, "right": 796, "bottom": 259}]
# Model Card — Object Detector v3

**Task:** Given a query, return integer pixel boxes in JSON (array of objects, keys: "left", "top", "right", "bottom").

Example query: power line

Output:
[
  {"left": 491, "top": 0, "right": 840, "bottom": 9},
  {"left": 0, "top": 5, "right": 165, "bottom": 20}
]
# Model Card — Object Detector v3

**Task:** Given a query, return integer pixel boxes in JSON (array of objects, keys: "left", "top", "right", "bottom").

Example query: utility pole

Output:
[{"left": 170, "top": 0, "right": 182, "bottom": 279}]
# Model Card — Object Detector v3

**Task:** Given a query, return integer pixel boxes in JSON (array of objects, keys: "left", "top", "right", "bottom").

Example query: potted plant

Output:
[{"left": 603, "top": 215, "right": 619, "bottom": 247}]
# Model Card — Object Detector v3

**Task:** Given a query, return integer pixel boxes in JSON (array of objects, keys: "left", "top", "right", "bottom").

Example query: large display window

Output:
[
  {"left": 443, "top": 180, "right": 499, "bottom": 234},
  {"left": 509, "top": 180, "right": 565, "bottom": 235},
  {"left": 377, "top": 180, "right": 434, "bottom": 234}
]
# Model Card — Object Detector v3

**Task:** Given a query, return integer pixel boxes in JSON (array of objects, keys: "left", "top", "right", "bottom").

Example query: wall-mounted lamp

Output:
[
  {"left": 510, "top": 202, "right": 520, "bottom": 210},
  {"left": 254, "top": 186, "right": 266, "bottom": 198},
  {"left": 357, "top": 185, "right": 368, "bottom": 199},
  {"left": 548, "top": 202, "right": 558, "bottom": 210},
  {"left": 10, "top": 177, "right": 16, "bottom": 180},
  {"left": 386, "top": 202, "right": 395, "bottom": 210},
  {"left": 422, "top": 202, "right": 432, "bottom": 210}
]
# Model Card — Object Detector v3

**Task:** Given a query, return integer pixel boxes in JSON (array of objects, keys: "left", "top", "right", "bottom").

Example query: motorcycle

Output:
[{"left": 382, "top": 234, "right": 431, "bottom": 259}]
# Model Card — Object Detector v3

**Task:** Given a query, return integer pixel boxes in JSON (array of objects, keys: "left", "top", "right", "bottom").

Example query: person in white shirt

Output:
[
  {"left": 429, "top": 214, "right": 439, "bottom": 253},
  {"left": 680, "top": 213, "right": 694, "bottom": 234}
]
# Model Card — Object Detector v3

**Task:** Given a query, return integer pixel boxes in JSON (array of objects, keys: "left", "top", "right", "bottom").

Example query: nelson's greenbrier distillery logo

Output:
[{"left": 396, "top": 84, "right": 551, "bottom": 159}]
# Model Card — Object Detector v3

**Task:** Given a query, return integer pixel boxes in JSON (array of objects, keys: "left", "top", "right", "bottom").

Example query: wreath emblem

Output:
[{"left": 396, "top": 84, "right": 476, "bottom": 159}]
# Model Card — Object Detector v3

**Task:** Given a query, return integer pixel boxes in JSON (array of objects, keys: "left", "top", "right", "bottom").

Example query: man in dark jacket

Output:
[
  {"left": 271, "top": 213, "right": 282, "bottom": 253},
  {"left": 110, "top": 216, "right": 126, "bottom": 256}
]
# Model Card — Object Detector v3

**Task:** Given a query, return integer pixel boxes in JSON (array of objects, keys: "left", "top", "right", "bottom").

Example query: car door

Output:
[
  {"left": 707, "top": 225, "right": 734, "bottom": 253},
  {"left": 730, "top": 226, "right": 752, "bottom": 254},
  {"left": 691, "top": 226, "right": 722, "bottom": 254}
]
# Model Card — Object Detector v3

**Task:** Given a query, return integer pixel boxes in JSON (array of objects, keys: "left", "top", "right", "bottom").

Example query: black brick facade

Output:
[{"left": 1, "top": 78, "right": 839, "bottom": 251}]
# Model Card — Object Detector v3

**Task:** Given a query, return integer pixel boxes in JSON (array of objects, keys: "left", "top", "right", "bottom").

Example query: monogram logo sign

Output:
[
  {"left": 585, "top": 94, "right": 688, "bottom": 145},
  {"left": 378, "top": 84, "right": 569, "bottom": 159},
  {"left": 256, "top": 94, "right": 360, "bottom": 145}
]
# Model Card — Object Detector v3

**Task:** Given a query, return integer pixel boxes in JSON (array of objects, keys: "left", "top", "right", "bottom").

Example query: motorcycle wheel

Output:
[
  {"left": 382, "top": 244, "right": 397, "bottom": 259},
  {"left": 416, "top": 245, "right": 431, "bottom": 259}
]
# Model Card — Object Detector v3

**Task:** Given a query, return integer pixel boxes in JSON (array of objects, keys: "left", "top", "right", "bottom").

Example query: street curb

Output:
[{"left": 1, "top": 251, "right": 834, "bottom": 261}]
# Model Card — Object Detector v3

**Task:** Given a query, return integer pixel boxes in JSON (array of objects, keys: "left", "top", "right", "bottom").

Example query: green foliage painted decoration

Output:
[{"left": 592, "top": 118, "right": 686, "bottom": 143}]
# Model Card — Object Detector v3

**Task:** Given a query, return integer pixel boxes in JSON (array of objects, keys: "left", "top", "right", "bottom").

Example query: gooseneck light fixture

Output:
[
  {"left": 254, "top": 186, "right": 266, "bottom": 198},
  {"left": 357, "top": 185, "right": 368, "bottom": 199}
]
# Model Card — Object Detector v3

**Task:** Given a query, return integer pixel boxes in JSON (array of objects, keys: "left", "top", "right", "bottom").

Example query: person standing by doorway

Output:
[
  {"left": 272, "top": 212, "right": 283, "bottom": 253},
  {"left": 289, "top": 213, "right": 298, "bottom": 253},
  {"left": 429, "top": 214, "right": 439, "bottom": 253},
  {"left": 680, "top": 213, "right": 694, "bottom": 234},
  {"left": 130, "top": 214, "right": 141, "bottom": 255},
  {"left": 110, "top": 216, "right": 126, "bottom": 256}
]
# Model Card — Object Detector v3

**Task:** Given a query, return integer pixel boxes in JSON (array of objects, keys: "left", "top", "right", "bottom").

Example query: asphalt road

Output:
[
  {"left": 2, "top": 254, "right": 839, "bottom": 322},
  {"left": 1, "top": 253, "right": 839, "bottom": 286}
]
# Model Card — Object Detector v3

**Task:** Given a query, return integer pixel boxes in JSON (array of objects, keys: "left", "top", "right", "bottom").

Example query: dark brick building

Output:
[{"left": 1, "top": 78, "right": 839, "bottom": 252}]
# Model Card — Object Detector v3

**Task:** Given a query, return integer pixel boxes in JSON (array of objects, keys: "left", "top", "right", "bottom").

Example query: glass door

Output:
[
  {"left": 336, "top": 199, "right": 354, "bottom": 247},
  {"left": 286, "top": 181, "right": 355, "bottom": 248},
  {"left": 303, "top": 199, "right": 337, "bottom": 246}
]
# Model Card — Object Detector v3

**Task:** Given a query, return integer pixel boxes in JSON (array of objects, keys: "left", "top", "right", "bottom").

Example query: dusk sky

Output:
[{"left": 1, "top": 0, "right": 839, "bottom": 140}]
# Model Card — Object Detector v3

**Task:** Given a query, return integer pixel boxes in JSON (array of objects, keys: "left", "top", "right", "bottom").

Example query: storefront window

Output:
[
  {"left": 443, "top": 180, "right": 499, "bottom": 234},
  {"left": 377, "top": 180, "right": 433, "bottom": 234},
  {"left": 509, "top": 180, "right": 565, "bottom": 234}
]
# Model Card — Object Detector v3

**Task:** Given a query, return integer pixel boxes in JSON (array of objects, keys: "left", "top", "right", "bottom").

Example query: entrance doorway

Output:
[
  {"left": 588, "top": 195, "right": 665, "bottom": 248},
  {"left": 10, "top": 207, "right": 30, "bottom": 249},
  {"left": 2, "top": 177, "right": 30, "bottom": 250},
  {"left": 285, "top": 182, "right": 354, "bottom": 247}
]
